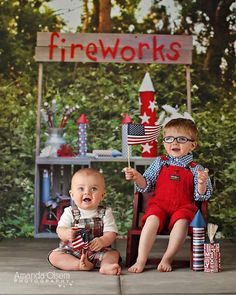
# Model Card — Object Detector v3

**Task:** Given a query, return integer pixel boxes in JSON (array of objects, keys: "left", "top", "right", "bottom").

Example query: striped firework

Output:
[{"left": 192, "top": 227, "right": 205, "bottom": 271}]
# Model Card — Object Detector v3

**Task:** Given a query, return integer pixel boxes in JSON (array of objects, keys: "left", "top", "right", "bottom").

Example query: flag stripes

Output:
[
  {"left": 71, "top": 230, "right": 89, "bottom": 251},
  {"left": 192, "top": 227, "right": 205, "bottom": 271}
]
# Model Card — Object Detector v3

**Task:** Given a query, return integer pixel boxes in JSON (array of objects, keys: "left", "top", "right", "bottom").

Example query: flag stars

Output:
[{"left": 139, "top": 112, "right": 150, "bottom": 124}]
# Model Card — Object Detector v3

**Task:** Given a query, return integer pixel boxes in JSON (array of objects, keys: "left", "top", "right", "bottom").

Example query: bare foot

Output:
[
  {"left": 157, "top": 258, "right": 172, "bottom": 272},
  {"left": 128, "top": 261, "right": 145, "bottom": 273},
  {"left": 100, "top": 263, "right": 121, "bottom": 275},
  {"left": 79, "top": 252, "right": 94, "bottom": 271}
]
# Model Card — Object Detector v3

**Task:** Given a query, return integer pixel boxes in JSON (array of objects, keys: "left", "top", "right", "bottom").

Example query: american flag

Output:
[
  {"left": 71, "top": 229, "right": 89, "bottom": 251},
  {"left": 127, "top": 123, "right": 161, "bottom": 145}
]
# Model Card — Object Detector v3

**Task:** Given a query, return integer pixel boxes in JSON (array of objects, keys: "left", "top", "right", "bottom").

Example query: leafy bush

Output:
[{"left": 0, "top": 75, "right": 36, "bottom": 238}]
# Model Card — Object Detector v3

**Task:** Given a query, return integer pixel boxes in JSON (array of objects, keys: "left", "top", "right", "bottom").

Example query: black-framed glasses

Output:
[{"left": 163, "top": 136, "right": 195, "bottom": 144}]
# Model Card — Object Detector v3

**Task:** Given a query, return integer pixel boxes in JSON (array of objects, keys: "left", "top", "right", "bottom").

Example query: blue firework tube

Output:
[{"left": 42, "top": 169, "right": 50, "bottom": 204}]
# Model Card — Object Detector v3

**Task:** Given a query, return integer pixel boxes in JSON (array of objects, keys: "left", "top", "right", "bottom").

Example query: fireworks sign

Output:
[{"left": 35, "top": 33, "right": 193, "bottom": 64}]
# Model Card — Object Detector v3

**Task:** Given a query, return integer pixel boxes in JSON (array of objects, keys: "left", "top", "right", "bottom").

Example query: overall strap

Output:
[
  {"left": 160, "top": 155, "right": 197, "bottom": 170},
  {"left": 188, "top": 161, "right": 197, "bottom": 168},
  {"left": 160, "top": 155, "right": 169, "bottom": 167},
  {"left": 160, "top": 155, "right": 168, "bottom": 161},
  {"left": 97, "top": 205, "right": 106, "bottom": 218},
  {"left": 71, "top": 206, "right": 81, "bottom": 224}
]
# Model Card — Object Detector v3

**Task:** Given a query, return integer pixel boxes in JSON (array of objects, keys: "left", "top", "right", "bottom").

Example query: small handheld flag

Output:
[
  {"left": 71, "top": 229, "right": 89, "bottom": 252},
  {"left": 127, "top": 123, "right": 161, "bottom": 145},
  {"left": 125, "top": 123, "right": 161, "bottom": 168}
]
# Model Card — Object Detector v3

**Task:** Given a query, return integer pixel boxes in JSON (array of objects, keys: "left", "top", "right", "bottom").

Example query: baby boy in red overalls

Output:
[{"left": 123, "top": 118, "right": 212, "bottom": 273}]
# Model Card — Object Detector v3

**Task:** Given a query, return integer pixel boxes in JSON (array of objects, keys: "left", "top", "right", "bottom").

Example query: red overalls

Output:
[{"left": 141, "top": 156, "right": 198, "bottom": 233}]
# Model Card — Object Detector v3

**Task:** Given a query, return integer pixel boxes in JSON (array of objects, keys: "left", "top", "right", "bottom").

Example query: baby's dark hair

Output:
[{"left": 164, "top": 118, "right": 198, "bottom": 141}]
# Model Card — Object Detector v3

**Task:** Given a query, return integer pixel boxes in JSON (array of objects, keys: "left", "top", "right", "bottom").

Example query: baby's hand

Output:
[
  {"left": 197, "top": 168, "right": 209, "bottom": 185},
  {"left": 122, "top": 167, "right": 138, "bottom": 181},
  {"left": 66, "top": 227, "right": 79, "bottom": 241},
  {"left": 89, "top": 237, "right": 104, "bottom": 251}
]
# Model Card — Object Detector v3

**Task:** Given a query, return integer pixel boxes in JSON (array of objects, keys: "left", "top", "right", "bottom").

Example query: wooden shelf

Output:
[{"left": 36, "top": 156, "right": 156, "bottom": 166}]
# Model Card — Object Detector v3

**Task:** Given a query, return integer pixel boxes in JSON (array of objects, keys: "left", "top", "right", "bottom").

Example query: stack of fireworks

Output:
[{"left": 204, "top": 223, "right": 221, "bottom": 272}]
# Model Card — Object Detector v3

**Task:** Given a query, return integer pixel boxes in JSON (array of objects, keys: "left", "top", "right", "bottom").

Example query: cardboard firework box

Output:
[{"left": 204, "top": 223, "right": 221, "bottom": 272}]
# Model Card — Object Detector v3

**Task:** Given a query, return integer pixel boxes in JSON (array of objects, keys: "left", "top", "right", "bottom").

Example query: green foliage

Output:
[
  {"left": 0, "top": 178, "right": 34, "bottom": 238},
  {"left": 0, "top": 0, "right": 65, "bottom": 238},
  {"left": 193, "top": 93, "right": 236, "bottom": 236},
  {"left": 0, "top": 0, "right": 64, "bottom": 78},
  {"left": 175, "top": 0, "right": 236, "bottom": 85},
  {"left": 0, "top": 75, "right": 36, "bottom": 238}
]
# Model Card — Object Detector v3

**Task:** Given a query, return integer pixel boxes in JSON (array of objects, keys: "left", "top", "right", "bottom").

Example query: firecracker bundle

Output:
[{"left": 204, "top": 223, "right": 221, "bottom": 272}]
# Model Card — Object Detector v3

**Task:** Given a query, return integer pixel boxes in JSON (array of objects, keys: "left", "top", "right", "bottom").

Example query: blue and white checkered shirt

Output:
[{"left": 136, "top": 153, "right": 212, "bottom": 201}]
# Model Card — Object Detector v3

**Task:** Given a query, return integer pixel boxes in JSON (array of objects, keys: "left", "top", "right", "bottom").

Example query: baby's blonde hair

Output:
[
  {"left": 164, "top": 118, "right": 198, "bottom": 141},
  {"left": 71, "top": 168, "right": 105, "bottom": 188}
]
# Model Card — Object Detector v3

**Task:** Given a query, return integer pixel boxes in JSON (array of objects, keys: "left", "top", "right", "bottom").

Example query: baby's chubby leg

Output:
[
  {"left": 99, "top": 250, "right": 121, "bottom": 275},
  {"left": 48, "top": 250, "right": 94, "bottom": 271}
]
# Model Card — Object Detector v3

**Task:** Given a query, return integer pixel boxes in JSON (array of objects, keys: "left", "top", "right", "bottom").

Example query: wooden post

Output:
[
  {"left": 34, "top": 63, "right": 43, "bottom": 235},
  {"left": 186, "top": 65, "right": 192, "bottom": 114},
  {"left": 36, "top": 63, "right": 43, "bottom": 156}
]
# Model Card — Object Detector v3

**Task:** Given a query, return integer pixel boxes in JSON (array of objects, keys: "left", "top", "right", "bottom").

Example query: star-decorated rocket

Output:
[
  {"left": 77, "top": 114, "right": 88, "bottom": 156},
  {"left": 139, "top": 72, "right": 157, "bottom": 157}
]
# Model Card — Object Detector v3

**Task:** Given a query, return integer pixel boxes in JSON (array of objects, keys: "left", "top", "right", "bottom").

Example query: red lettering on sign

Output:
[
  {"left": 49, "top": 32, "right": 60, "bottom": 59},
  {"left": 120, "top": 46, "right": 136, "bottom": 61},
  {"left": 166, "top": 42, "right": 181, "bottom": 61},
  {"left": 99, "top": 38, "right": 119, "bottom": 59},
  {"left": 45, "top": 32, "right": 187, "bottom": 63},
  {"left": 61, "top": 38, "right": 66, "bottom": 62},
  {"left": 153, "top": 36, "right": 165, "bottom": 61},
  {"left": 71, "top": 43, "right": 83, "bottom": 58},
  {"left": 86, "top": 43, "right": 98, "bottom": 61}
]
